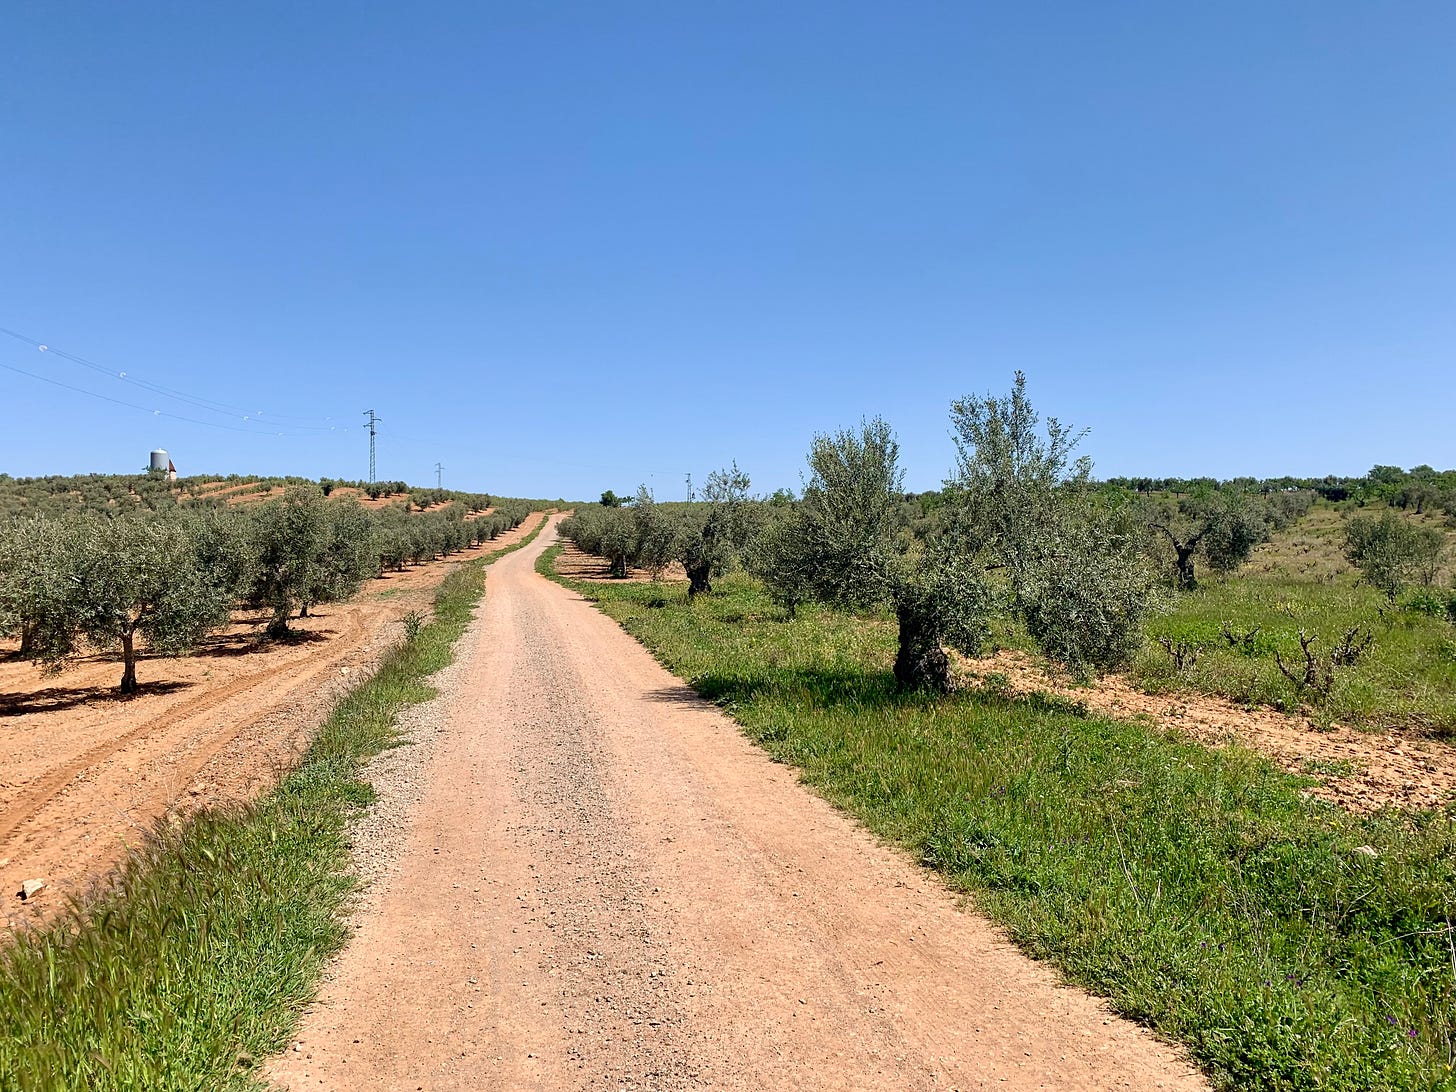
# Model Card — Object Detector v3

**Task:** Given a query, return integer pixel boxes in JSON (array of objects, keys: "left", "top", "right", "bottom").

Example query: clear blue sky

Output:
[{"left": 3, "top": 2, "right": 1453, "bottom": 499}]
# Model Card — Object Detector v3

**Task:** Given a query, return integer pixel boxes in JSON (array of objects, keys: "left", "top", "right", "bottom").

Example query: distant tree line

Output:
[{"left": 1103, "top": 464, "right": 1456, "bottom": 514}]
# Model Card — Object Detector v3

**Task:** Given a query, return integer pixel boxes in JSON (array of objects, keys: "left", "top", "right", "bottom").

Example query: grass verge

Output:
[
  {"left": 542, "top": 558, "right": 1456, "bottom": 1092},
  {"left": 0, "top": 514, "right": 546, "bottom": 1090}
]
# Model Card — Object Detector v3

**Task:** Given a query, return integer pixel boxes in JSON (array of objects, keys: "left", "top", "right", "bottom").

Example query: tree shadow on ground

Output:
[
  {"left": 0, "top": 680, "right": 192, "bottom": 717},
  {"left": 187, "top": 628, "right": 330, "bottom": 658},
  {"left": 646, "top": 665, "right": 1091, "bottom": 720},
  {"left": 644, "top": 665, "right": 904, "bottom": 713}
]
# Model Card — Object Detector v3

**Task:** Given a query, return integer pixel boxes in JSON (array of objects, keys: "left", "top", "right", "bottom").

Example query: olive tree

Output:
[
  {"left": 0, "top": 516, "right": 82, "bottom": 662},
  {"left": 29, "top": 513, "right": 232, "bottom": 693},
  {"left": 756, "top": 419, "right": 989, "bottom": 692},
  {"left": 1143, "top": 489, "right": 1269, "bottom": 588},
  {"left": 630, "top": 486, "right": 677, "bottom": 578},
  {"left": 948, "top": 372, "right": 1159, "bottom": 675},
  {"left": 758, "top": 376, "right": 1160, "bottom": 690},
  {"left": 302, "top": 499, "right": 378, "bottom": 615},
  {"left": 671, "top": 465, "right": 758, "bottom": 598},
  {"left": 1343, "top": 509, "right": 1445, "bottom": 600},
  {"left": 245, "top": 486, "right": 329, "bottom": 637}
]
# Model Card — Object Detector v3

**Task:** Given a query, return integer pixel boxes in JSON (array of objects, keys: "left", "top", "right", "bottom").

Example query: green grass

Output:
[
  {"left": 544, "top": 559, "right": 1456, "bottom": 1092},
  {"left": 0, "top": 514, "right": 546, "bottom": 1090},
  {"left": 1128, "top": 504, "right": 1456, "bottom": 736}
]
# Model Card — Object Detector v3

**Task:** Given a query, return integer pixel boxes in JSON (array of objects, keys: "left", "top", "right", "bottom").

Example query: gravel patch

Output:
[{"left": 341, "top": 603, "right": 486, "bottom": 920}]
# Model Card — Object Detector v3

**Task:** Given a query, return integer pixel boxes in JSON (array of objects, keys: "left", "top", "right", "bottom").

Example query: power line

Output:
[
  {"left": 435, "top": 461, "right": 444, "bottom": 489},
  {"left": 0, "top": 325, "right": 344, "bottom": 431},
  {"left": 0, "top": 358, "right": 296, "bottom": 436}
]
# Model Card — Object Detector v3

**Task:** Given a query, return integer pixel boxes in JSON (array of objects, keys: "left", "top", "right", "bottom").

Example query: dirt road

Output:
[{"left": 269, "top": 517, "right": 1208, "bottom": 1091}]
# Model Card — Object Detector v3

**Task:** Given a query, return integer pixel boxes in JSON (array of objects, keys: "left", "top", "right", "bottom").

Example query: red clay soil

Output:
[
  {"left": 553, "top": 539, "right": 689, "bottom": 583},
  {"left": 0, "top": 514, "right": 544, "bottom": 929},
  {"left": 968, "top": 650, "right": 1456, "bottom": 816},
  {"left": 268, "top": 517, "right": 1208, "bottom": 1091}
]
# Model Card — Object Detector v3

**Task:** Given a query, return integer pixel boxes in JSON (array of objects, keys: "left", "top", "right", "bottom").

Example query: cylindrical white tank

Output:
[{"left": 150, "top": 449, "right": 169, "bottom": 472}]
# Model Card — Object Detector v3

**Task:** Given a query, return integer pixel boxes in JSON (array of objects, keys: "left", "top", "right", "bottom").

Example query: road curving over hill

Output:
[{"left": 269, "top": 515, "right": 1209, "bottom": 1091}]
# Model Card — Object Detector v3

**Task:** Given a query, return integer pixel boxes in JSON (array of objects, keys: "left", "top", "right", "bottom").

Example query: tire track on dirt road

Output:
[{"left": 270, "top": 516, "right": 1209, "bottom": 1091}]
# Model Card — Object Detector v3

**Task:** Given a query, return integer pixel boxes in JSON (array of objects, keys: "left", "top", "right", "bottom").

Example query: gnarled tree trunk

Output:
[
  {"left": 893, "top": 603, "right": 951, "bottom": 694},
  {"left": 685, "top": 560, "right": 712, "bottom": 599},
  {"left": 1173, "top": 543, "right": 1197, "bottom": 589}
]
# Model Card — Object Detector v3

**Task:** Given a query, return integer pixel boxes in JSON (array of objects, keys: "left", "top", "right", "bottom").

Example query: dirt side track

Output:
[
  {"left": 0, "top": 515, "right": 544, "bottom": 928},
  {"left": 269, "top": 516, "right": 1207, "bottom": 1091}
]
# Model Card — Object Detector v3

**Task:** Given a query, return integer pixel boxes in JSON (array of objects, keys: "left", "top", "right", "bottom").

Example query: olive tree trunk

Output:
[
  {"left": 119, "top": 630, "right": 139, "bottom": 694},
  {"left": 685, "top": 559, "right": 713, "bottom": 599},
  {"left": 893, "top": 603, "right": 952, "bottom": 694},
  {"left": 1174, "top": 543, "right": 1197, "bottom": 589}
]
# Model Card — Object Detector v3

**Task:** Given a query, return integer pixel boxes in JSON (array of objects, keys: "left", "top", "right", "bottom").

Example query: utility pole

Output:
[
  {"left": 685, "top": 473, "right": 693, "bottom": 501},
  {"left": 362, "top": 409, "right": 383, "bottom": 483},
  {"left": 435, "top": 462, "right": 444, "bottom": 489}
]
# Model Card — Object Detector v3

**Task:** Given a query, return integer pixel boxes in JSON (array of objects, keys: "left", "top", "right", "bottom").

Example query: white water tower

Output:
[{"left": 150, "top": 449, "right": 176, "bottom": 480}]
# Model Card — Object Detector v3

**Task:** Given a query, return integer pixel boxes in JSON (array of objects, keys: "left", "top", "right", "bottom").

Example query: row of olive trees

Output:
[
  {"left": 561, "top": 375, "right": 1161, "bottom": 692},
  {"left": 749, "top": 376, "right": 1158, "bottom": 691},
  {"left": 0, "top": 490, "right": 531, "bottom": 692},
  {"left": 558, "top": 475, "right": 758, "bottom": 596}
]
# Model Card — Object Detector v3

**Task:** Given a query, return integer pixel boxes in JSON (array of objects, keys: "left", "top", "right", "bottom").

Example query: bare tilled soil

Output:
[
  {"left": 553, "top": 539, "right": 688, "bottom": 583},
  {"left": 967, "top": 651, "right": 1456, "bottom": 816},
  {"left": 268, "top": 516, "right": 1207, "bottom": 1092},
  {"left": 0, "top": 515, "right": 544, "bottom": 928}
]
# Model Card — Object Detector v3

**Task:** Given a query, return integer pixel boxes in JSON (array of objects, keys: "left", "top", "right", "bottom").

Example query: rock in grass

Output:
[{"left": 18, "top": 878, "right": 45, "bottom": 900}]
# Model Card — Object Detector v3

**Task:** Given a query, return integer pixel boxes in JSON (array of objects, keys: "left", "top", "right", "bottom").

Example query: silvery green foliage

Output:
[
  {"left": 672, "top": 464, "right": 758, "bottom": 597},
  {"left": 892, "top": 537, "right": 993, "bottom": 692},
  {"left": 0, "top": 515, "right": 83, "bottom": 661},
  {"left": 949, "top": 372, "right": 1159, "bottom": 676},
  {"left": 306, "top": 499, "right": 378, "bottom": 612},
  {"left": 68, "top": 512, "right": 232, "bottom": 692},
  {"left": 792, "top": 418, "right": 905, "bottom": 609},
  {"left": 948, "top": 370, "right": 1090, "bottom": 581},
  {"left": 1142, "top": 489, "right": 1271, "bottom": 587},
  {"left": 1343, "top": 509, "right": 1445, "bottom": 600},
  {"left": 245, "top": 486, "right": 331, "bottom": 636},
  {"left": 631, "top": 486, "right": 677, "bottom": 578},
  {"left": 1016, "top": 509, "right": 1163, "bottom": 675},
  {"left": 756, "top": 418, "right": 988, "bottom": 691},
  {"left": 748, "top": 505, "right": 818, "bottom": 617}
]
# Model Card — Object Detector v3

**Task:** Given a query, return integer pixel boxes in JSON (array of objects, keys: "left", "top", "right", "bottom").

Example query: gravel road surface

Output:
[{"left": 268, "top": 516, "right": 1207, "bottom": 1091}]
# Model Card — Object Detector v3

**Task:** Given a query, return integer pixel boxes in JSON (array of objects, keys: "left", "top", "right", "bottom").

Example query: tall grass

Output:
[
  {"left": 0, "top": 514, "right": 546, "bottom": 1090},
  {"left": 1135, "top": 576, "right": 1456, "bottom": 734},
  {"left": 545, "top": 561, "right": 1456, "bottom": 1092}
]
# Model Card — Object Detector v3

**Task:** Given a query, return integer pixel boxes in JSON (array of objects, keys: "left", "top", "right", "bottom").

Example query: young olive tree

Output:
[{"left": 1343, "top": 509, "right": 1445, "bottom": 600}]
